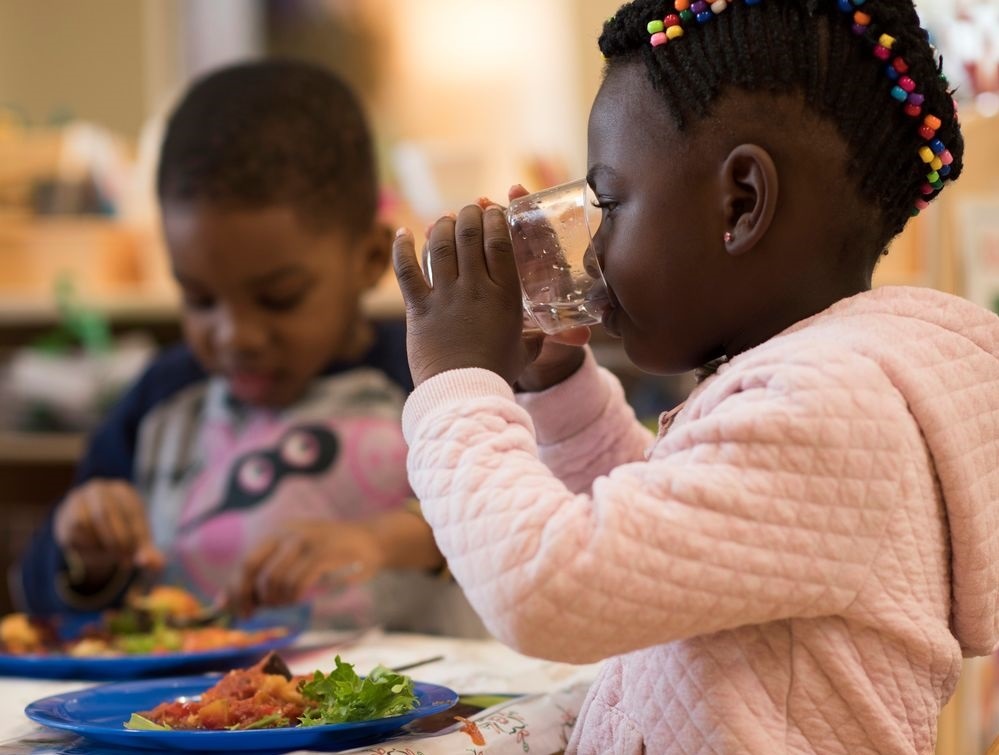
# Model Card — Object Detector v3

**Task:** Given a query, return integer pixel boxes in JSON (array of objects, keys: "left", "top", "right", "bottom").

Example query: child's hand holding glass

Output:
[{"left": 392, "top": 184, "right": 593, "bottom": 391}]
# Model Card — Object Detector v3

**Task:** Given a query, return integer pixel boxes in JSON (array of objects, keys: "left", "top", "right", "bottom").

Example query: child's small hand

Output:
[
  {"left": 228, "top": 521, "right": 384, "bottom": 613},
  {"left": 54, "top": 479, "right": 164, "bottom": 583},
  {"left": 515, "top": 333, "right": 589, "bottom": 392},
  {"left": 393, "top": 204, "right": 535, "bottom": 387}
]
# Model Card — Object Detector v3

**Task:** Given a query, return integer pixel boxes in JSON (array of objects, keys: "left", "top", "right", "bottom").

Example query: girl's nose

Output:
[{"left": 584, "top": 242, "right": 603, "bottom": 280}]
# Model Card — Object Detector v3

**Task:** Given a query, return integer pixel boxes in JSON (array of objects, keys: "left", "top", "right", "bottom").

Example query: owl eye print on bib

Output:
[
  {"left": 179, "top": 425, "right": 340, "bottom": 534},
  {"left": 172, "top": 416, "right": 410, "bottom": 598}
]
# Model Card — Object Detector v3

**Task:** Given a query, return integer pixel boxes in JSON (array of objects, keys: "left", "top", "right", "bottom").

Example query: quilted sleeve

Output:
[
  {"left": 402, "top": 349, "right": 912, "bottom": 664},
  {"left": 514, "top": 349, "right": 655, "bottom": 493}
]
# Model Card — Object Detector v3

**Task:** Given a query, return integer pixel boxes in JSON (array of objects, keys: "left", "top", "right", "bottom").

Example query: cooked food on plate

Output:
[
  {"left": 0, "top": 586, "right": 287, "bottom": 657},
  {"left": 125, "top": 652, "right": 419, "bottom": 731}
]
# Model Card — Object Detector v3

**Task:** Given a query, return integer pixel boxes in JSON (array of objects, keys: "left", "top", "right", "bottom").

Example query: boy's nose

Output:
[{"left": 214, "top": 307, "right": 268, "bottom": 356}]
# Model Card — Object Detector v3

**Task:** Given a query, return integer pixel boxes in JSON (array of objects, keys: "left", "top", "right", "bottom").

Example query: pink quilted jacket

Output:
[{"left": 402, "top": 287, "right": 999, "bottom": 754}]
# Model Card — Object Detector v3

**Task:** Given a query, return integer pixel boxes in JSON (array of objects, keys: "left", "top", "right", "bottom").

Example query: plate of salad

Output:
[
  {"left": 25, "top": 652, "right": 459, "bottom": 752},
  {"left": 0, "top": 587, "right": 303, "bottom": 679}
]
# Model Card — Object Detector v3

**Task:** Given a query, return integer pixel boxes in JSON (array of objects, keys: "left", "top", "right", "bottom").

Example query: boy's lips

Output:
[{"left": 228, "top": 371, "right": 279, "bottom": 403}]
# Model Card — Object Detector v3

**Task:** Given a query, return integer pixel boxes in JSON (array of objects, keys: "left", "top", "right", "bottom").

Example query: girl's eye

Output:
[{"left": 591, "top": 199, "right": 618, "bottom": 213}]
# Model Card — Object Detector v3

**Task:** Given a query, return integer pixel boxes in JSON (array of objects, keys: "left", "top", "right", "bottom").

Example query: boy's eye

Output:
[
  {"left": 257, "top": 292, "right": 306, "bottom": 312},
  {"left": 182, "top": 293, "right": 216, "bottom": 311},
  {"left": 257, "top": 281, "right": 313, "bottom": 312}
]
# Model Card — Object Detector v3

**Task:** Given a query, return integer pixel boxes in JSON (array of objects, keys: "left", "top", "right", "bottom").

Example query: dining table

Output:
[{"left": 0, "top": 627, "right": 600, "bottom": 755}]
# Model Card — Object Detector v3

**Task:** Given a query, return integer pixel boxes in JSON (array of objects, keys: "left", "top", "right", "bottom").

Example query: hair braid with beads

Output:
[{"left": 599, "top": 0, "right": 963, "bottom": 249}]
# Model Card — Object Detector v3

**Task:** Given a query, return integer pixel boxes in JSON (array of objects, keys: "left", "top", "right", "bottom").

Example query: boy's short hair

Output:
[{"left": 157, "top": 59, "right": 377, "bottom": 237}]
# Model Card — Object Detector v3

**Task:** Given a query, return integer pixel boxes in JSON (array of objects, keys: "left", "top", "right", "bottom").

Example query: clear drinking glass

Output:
[{"left": 506, "top": 179, "right": 609, "bottom": 335}]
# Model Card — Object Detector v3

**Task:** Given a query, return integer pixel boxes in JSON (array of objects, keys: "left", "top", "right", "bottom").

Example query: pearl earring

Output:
[{"left": 723, "top": 231, "right": 733, "bottom": 243}]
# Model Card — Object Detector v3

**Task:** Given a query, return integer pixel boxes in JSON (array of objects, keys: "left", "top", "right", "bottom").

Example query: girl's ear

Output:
[
  {"left": 719, "top": 144, "right": 778, "bottom": 257},
  {"left": 355, "top": 223, "right": 394, "bottom": 289}
]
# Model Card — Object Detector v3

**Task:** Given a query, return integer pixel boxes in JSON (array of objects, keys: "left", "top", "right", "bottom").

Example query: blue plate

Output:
[
  {"left": 25, "top": 674, "right": 459, "bottom": 752},
  {"left": 0, "top": 615, "right": 302, "bottom": 680}
]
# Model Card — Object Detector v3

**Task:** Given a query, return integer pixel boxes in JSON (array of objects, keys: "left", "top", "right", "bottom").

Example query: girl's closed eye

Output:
[{"left": 591, "top": 197, "right": 618, "bottom": 214}]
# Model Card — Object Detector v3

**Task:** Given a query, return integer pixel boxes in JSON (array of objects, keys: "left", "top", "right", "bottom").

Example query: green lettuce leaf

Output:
[
  {"left": 298, "top": 655, "right": 418, "bottom": 726},
  {"left": 124, "top": 713, "right": 172, "bottom": 731},
  {"left": 227, "top": 712, "right": 291, "bottom": 730}
]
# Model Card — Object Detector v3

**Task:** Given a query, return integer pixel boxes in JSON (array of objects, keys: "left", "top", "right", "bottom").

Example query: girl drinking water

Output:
[{"left": 392, "top": 0, "right": 999, "bottom": 752}]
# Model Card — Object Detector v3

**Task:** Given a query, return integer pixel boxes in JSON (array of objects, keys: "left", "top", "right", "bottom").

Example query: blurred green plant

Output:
[{"left": 32, "top": 275, "right": 111, "bottom": 355}]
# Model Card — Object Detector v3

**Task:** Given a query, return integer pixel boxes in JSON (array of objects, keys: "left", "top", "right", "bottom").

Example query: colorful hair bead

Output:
[
  {"left": 673, "top": 0, "right": 693, "bottom": 22},
  {"left": 924, "top": 115, "right": 942, "bottom": 131},
  {"left": 647, "top": 0, "right": 739, "bottom": 47},
  {"left": 918, "top": 146, "right": 934, "bottom": 163},
  {"left": 852, "top": 10, "right": 871, "bottom": 35},
  {"left": 940, "top": 150, "right": 954, "bottom": 165},
  {"left": 695, "top": 6, "right": 712, "bottom": 22},
  {"left": 915, "top": 199, "right": 930, "bottom": 211}
]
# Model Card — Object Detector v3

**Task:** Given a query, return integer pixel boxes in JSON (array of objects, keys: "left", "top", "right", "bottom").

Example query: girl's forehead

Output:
[{"left": 588, "top": 64, "right": 679, "bottom": 160}]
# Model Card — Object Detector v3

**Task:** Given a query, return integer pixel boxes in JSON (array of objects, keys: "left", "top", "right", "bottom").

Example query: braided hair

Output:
[
  {"left": 599, "top": 0, "right": 963, "bottom": 250},
  {"left": 157, "top": 59, "right": 377, "bottom": 238}
]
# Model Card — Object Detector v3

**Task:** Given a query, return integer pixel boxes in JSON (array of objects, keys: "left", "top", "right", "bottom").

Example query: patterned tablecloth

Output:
[{"left": 0, "top": 629, "right": 600, "bottom": 755}]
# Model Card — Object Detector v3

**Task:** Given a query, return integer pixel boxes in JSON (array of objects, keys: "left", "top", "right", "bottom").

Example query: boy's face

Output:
[{"left": 162, "top": 203, "right": 389, "bottom": 408}]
